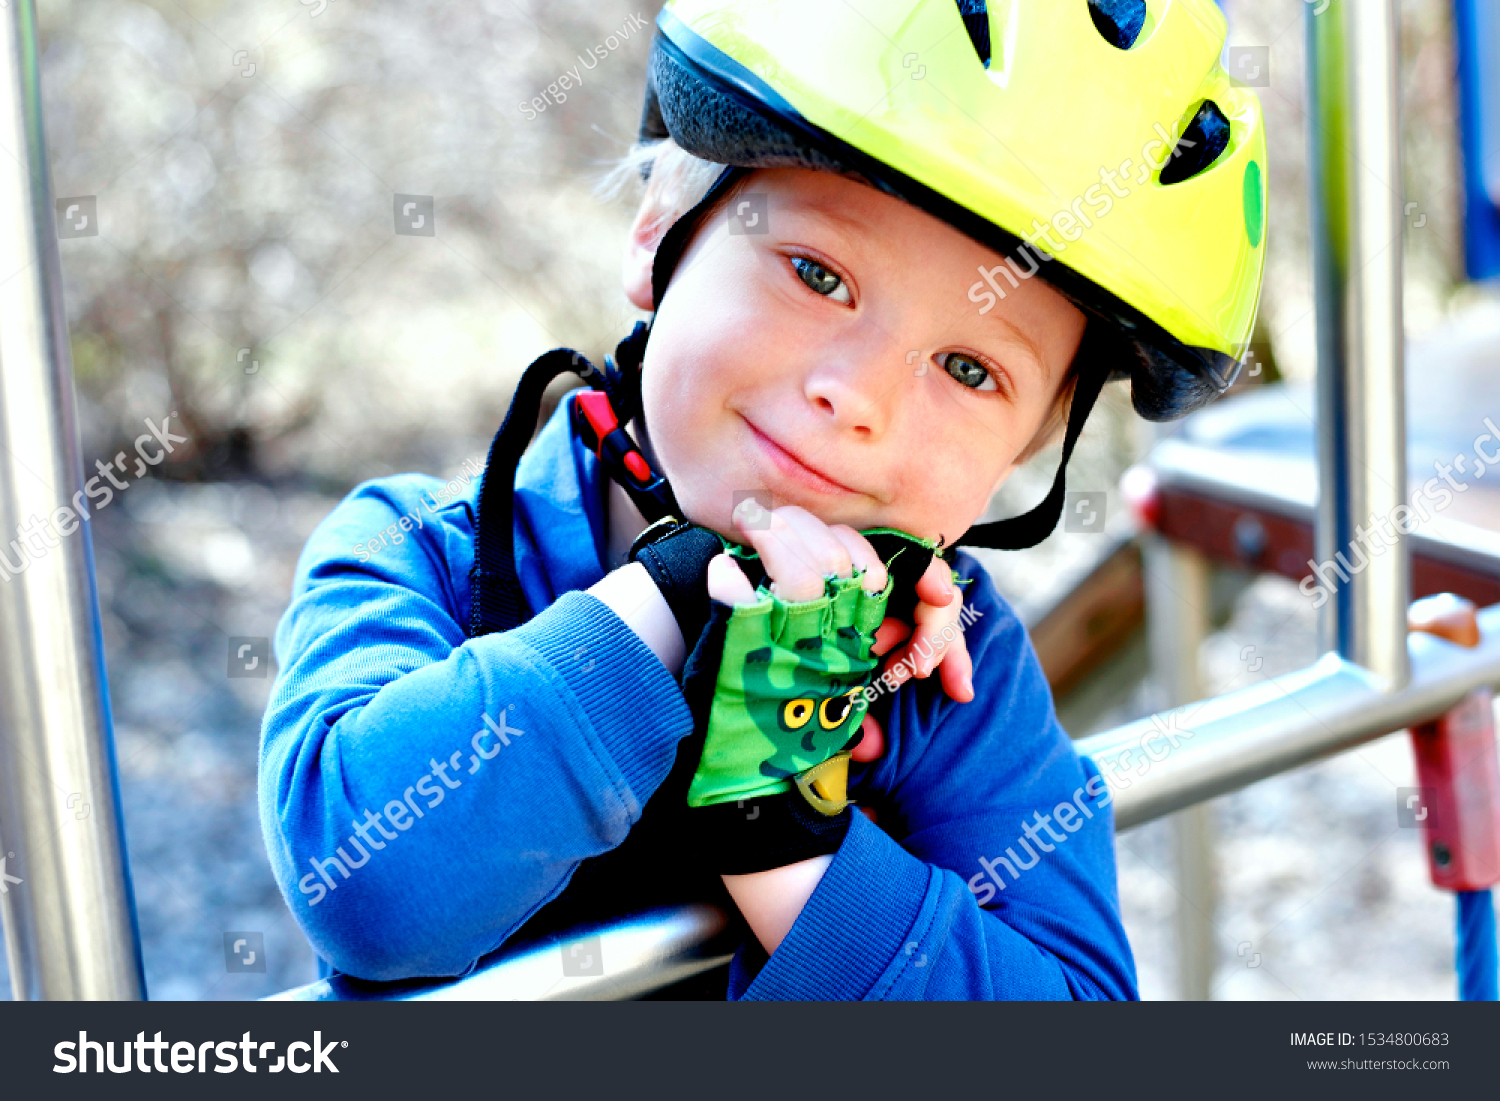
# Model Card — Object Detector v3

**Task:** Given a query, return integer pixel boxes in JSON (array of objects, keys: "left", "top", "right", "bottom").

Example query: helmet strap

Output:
[
  {"left": 960, "top": 321, "right": 1114, "bottom": 550},
  {"left": 579, "top": 163, "right": 750, "bottom": 528},
  {"left": 649, "top": 164, "right": 750, "bottom": 313}
]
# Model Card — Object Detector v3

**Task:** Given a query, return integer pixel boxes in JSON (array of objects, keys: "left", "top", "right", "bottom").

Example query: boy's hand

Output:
[
  {"left": 709, "top": 500, "right": 974, "bottom": 705},
  {"left": 688, "top": 539, "right": 886, "bottom": 810},
  {"left": 873, "top": 556, "right": 975, "bottom": 704},
  {"left": 707, "top": 501, "right": 972, "bottom": 825},
  {"left": 671, "top": 500, "right": 977, "bottom": 870}
]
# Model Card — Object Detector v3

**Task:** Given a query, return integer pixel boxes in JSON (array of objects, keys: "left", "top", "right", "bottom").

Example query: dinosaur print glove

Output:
[
  {"left": 684, "top": 529, "right": 941, "bottom": 874},
  {"left": 630, "top": 518, "right": 940, "bottom": 872},
  {"left": 686, "top": 568, "right": 890, "bottom": 810}
]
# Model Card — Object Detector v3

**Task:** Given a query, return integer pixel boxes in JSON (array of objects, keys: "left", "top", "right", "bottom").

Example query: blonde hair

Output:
[
  {"left": 594, "top": 136, "right": 729, "bottom": 233},
  {"left": 597, "top": 137, "right": 1077, "bottom": 466}
]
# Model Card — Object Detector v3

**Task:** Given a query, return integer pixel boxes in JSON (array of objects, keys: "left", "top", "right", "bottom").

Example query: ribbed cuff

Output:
[
  {"left": 510, "top": 589, "right": 692, "bottom": 800},
  {"left": 734, "top": 810, "right": 935, "bottom": 1001}
]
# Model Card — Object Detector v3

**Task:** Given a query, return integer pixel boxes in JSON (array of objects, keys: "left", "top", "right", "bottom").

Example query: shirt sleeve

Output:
[
  {"left": 258, "top": 476, "right": 693, "bottom": 981},
  {"left": 725, "top": 558, "right": 1139, "bottom": 1001}
]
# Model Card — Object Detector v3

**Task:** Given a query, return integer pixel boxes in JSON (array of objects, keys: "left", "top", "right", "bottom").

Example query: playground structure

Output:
[{"left": 2, "top": 0, "right": 1500, "bottom": 1001}]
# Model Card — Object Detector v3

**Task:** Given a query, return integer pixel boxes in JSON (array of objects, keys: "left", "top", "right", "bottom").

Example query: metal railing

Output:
[
  {"left": 267, "top": 905, "right": 737, "bottom": 1002},
  {"left": 1077, "top": 612, "right": 1500, "bottom": 830}
]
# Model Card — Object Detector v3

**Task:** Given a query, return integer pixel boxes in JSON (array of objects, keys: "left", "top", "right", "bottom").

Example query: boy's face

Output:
[{"left": 622, "top": 167, "right": 1086, "bottom": 545}]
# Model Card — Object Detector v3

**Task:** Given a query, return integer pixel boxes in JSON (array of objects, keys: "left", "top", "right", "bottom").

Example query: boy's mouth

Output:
[{"left": 741, "top": 416, "right": 862, "bottom": 497}]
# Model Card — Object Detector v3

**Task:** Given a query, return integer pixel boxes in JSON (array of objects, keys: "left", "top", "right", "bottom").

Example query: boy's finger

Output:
[
  {"left": 772, "top": 505, "right": 855, "bottom": 580},
  {"left": 886, "top": 620, "right": 972, "bottom": 702},
  {"left": 828, "top": 525, "right": 888, "bottom": 593},
  {"left": 705, "top": 553, "right": 759, "bottom": 606},
  {"left": 871, "top": 617, "right": 911, "bottom": 657},
  {"left": 913, "top": 556, "right": 955, "bottom": 608},
  {"left": 937, "top": 631, "right": 975, "bottom": 703},
  {"left": 849, "top": 712, "right": 885, "bottom": 763},
  {"left": 732, "top": 502, "right": 826, "bottom": 602},
  {"left": 907, "top": 594, "right": 960, "bottom": 676}
]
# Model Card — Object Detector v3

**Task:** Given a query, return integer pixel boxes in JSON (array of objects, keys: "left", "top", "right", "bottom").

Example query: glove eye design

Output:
[
  {"left": 818, "top": 689, "right": 861, "bottom": 731},
  {"left": 783, "top": 699, "right": 815, "bottom": 730}
]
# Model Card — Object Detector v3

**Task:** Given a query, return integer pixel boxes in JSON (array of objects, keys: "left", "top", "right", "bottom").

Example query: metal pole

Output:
[
  {"left": 0, "top": 0, "right": 145, "bottom": 999},
  {"left": 1142, "top": 537, "right": 1217, "bottom": 1001},
  {"left": 269, "top": 905, "right": 736, "bottom": 1002},
  {"left": 1078, "top": 602, "right": 1500, "bottom": 831},
  {"left": 1307, "top": 0, "right": 1410, "bottom": 687}
]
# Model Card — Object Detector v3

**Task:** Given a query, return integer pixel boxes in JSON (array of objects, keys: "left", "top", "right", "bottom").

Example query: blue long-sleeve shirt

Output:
[{"left": 258, "top": 392, "right": 1138, "bottom": 1000}]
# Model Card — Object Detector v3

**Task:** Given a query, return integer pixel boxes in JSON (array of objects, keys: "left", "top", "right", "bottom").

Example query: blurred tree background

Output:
[
  {"left": 0, "top": 0, "right": 1477, "bottom": 999},
  {"left": 49, "top": 0, "right": 651, "bottom": 487}
]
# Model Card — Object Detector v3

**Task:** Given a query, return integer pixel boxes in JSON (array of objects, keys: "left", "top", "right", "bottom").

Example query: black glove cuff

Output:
[
  {"left": 630, "top": 518, "right": 727, "bottom": 649},
  {"left": 862, "top": 531, "right": 953, "bottom": 624},
  {"left": 692, "top": 793, "right": 853, "bottom": 875}
]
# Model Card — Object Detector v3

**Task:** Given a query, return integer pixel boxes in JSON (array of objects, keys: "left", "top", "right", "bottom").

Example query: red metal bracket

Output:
[{"left": 1408, "top": 594, "right": 1500, "bottom": 892}]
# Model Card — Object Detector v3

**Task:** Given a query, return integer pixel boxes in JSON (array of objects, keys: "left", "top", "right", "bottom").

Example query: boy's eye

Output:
[
  {"left": 791, "top": 256, "right": 852, "bottom": 304},
  {"left": 936, "top": 352, "right": 998, "bottom": 392}
]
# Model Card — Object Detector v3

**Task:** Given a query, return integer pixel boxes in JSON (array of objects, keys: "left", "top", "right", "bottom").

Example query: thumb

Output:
[{"left": 706, "top": 553, "right": 758, "bottom": 606}]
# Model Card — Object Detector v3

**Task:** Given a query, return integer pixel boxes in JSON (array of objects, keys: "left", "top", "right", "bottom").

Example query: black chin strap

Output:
[
  {"left": 959, "top": 322, "right": 1114, "bottom": 550},
  {"left": 468, "top": 348, "right": 586, "bottom": 638},
  {"left": 467, "top": 324, "right": 660, "bottom": 639}
]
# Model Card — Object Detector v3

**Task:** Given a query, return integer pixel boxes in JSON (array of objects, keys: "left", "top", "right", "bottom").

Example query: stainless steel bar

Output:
[
  {"left": 267, "top": 905, "right": 735, "bottom": 1002},
  {"left": 0, "top": 0, "right": 145, "bottom": 999},
  {"left": 1076, "top": 604, "right": 1500, "bottom": 831},
  {"left": 1307, "top": 0, "right": 1410, "bottom": 686},
  {"left": 1142, "top": 537, "right": 1217, "bottom": 1001}
]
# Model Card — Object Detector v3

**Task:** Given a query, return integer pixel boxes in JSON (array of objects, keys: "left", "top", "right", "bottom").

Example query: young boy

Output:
[{"left": 260, "top": 0, "right": 1264, "bottom": 999}]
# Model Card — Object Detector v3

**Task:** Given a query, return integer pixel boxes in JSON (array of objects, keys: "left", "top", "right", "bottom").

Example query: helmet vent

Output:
[
  {"left": 1087, "top": 0, "right": 1146, "bottom": 50},
  {"left": 955, "top": 1, "right": 991, "bottom": 67},
  {"left": 1159, "top": 100, "right": 1231, "bottom": 185}
]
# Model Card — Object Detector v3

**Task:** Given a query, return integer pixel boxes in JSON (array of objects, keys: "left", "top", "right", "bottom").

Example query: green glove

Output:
[
  {"left": 662, "top": 527, "right": 939, "bottom": 873},
  {"left": 686, "top": 570, "right": 891, "bottom": 809}
]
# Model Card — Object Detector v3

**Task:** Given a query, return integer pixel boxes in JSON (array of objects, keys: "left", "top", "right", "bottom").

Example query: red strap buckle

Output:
[
  {"left": 574, "top": 391, "right": 655, "bottom": 485},
  {"left": 575, "top": 390, "right": 619, "bottom": 446}
]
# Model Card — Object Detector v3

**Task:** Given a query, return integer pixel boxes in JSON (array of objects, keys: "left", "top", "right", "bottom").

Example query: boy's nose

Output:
[{"left": 802, "top": 350, "right": 904, "bottom": 438}]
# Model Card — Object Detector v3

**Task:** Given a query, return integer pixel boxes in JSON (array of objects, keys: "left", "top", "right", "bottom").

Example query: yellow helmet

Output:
[{"left": 639, "top": 0, "right": 1267, "bottom": 423}]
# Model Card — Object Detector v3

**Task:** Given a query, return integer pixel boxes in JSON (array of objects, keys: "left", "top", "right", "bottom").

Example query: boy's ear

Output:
[{"left": 622, "top": 202, "right": 670, "bottom": 312}]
